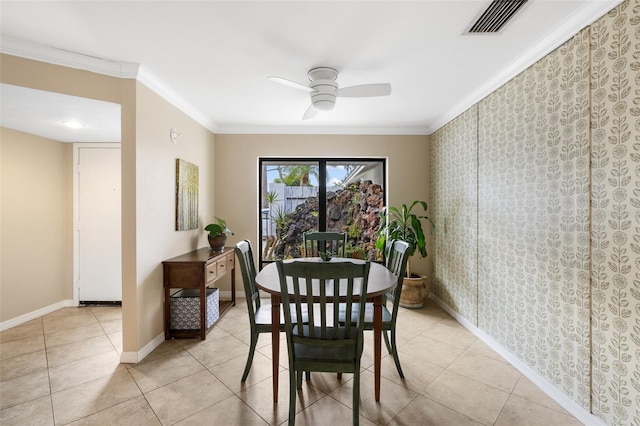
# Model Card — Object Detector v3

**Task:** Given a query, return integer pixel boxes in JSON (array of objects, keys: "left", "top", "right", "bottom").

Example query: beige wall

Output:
[
  {"left": 430, "top": 1, "right": 639, "bottom": 424},
  {"left": 0, "top": 55, "right": 217, "bottom": 359},
  {"left": 0, "top": 54, "right": 140, "bottom": 354},
  {"left": 214, "top": 134, "right": 433, "bottom": 276},
  {"left": 133, "top": 82, "right": 216, "bottom": 347},
  {"left": 0, "top": 128, "right": 73, "bottom": 321},
  {"left": 0, "top": 55, "right": 124, "bottom": 105}
]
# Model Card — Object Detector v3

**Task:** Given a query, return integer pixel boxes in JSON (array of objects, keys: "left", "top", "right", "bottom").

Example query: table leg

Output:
[
  {"left": 200, "top": 286, "right": 207, "bottom": 340},
  {"left": 373, "top": 294, "right": 382, "bottom": 402},
  {"left": 271, "top": 294, "right": 280, "bottom": 404}
]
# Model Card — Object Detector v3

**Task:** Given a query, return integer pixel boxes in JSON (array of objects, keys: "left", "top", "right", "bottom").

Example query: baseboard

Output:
[
  {"left": 429, "top": 294, "right": 606, "bottom": 426},
  {"left": 120, "top": 331, "right": 165, "bottom": 364},
  {"left": 218, "top": 290, "right": 244, "bottom": 300},
  {"left": 0, "top": 299, "right": 76, "bottom": 331},
  {"left": 0, "top": 301, "right": 166, "bottom": 366},
  {"left": 120, "top": 291, "right": 245, "bottom": 363}
]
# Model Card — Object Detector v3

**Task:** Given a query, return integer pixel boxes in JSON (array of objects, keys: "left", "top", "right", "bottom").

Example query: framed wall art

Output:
[{"left": 175, "top": 159, "right": 199, "bottom": 231}]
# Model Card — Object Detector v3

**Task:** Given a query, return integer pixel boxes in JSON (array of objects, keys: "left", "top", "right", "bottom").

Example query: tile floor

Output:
[{"left": 0, "top": 299, "right": 584, "bottom": 425}]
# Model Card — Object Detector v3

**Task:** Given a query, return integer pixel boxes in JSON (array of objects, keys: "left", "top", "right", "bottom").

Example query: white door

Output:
[{"left": 77, "top": 146, "right": 121, "bottom": 302}]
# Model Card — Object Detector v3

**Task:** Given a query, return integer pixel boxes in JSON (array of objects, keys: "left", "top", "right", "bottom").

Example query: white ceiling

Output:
[
  {"left": 0, "top": 0, "right": 622, "bottom": 140},
  {"left": 0, "top": 83, "right": 121, "bottom": 142}
]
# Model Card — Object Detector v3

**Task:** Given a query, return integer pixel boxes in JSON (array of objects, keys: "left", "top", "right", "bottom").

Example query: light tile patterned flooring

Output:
[{"left": 0, "top": 299, "right": 583, "bottom": 425}]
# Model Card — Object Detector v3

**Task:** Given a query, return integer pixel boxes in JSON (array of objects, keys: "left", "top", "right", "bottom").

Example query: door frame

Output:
[{"left": 72, "top": 143, "right": 121, "bottom": 305}]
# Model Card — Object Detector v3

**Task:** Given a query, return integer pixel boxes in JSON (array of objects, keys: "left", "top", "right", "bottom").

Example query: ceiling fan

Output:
[{"left": 268, "top": 67, "right": 392, "bottom": 120}]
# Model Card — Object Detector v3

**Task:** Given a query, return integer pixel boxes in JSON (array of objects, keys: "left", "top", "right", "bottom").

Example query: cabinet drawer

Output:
[
  {"left": 216, "top": 258, "right": 227, "bottom": 276},
  {"left": 165, "top": 264, "right": 202, "bottom": 288},
  {"left": 206, "top": 262, "right": 218, "bottom": 284},
  {"left": 226, "top": 254, "right": 234, "bottom": 269}
]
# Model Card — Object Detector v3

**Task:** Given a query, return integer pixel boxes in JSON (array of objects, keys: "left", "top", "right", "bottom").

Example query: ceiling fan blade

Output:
[
  {"left": 338, "top": 83, "right": 392, "bottom": 98},
  {"left": 267, "top": 76, "right": 314, "bottom": 92},
  {"left": 302, "top": 105, "right": 318, "bottom": 120}
]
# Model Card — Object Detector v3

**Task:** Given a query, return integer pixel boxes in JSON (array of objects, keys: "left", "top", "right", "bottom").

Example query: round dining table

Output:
[{"left": 255, "top": 257, "right": 397, "bottom": 403}]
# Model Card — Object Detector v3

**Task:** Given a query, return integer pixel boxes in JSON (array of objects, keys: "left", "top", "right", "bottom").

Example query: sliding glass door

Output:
[{"left": 259, "top": 158, "right": 385, "bottom": 267}]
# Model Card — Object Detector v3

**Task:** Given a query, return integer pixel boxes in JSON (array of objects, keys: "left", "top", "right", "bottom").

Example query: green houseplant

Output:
[
  {"left": 376, "top": 200, "right": 434, "bottom": 308},
  {"left": 205, "top": 217, "right": 234, "bottom": 251}
]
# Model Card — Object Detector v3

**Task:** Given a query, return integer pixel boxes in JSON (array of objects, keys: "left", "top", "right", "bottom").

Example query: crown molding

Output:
[
  {"left": 2, "top": 0, "right": 623, "bottom": 138},
  {"left": 0, "top": 37, "right": 139, "bottom": 78},
  {"left": 426, "top": 0, "right": 623, "bottom": 135},
  {"left": 215, "top": 124, "right": 429, "bottom": 136},
  {"left": 136, "top": 66, "right": 219, "bottom": 133},
  {"left": 0, "top": 37, "right": 405, "bottom": 136},
  {"left": 1, "top": 37, "right": 219, "bottom": 134}
]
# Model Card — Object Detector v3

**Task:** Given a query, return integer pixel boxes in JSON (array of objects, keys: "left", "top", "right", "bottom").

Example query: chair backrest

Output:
[
  {"left": 276, "top": 260, "right": 370, "bottom": 346},
  {"left": 385, "top": 240, "right": 410, "bottom": 316},
  {"left": 235, "top": 240, "right": 261, "bottom": 322},
  {"left": 302, "top": 232, "right": 347, "bottom": 258}
]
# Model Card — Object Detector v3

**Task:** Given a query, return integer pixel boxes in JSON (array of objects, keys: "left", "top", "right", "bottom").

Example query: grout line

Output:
[{"left": 2, "top": 303, "right": 582, "bottom": 425}]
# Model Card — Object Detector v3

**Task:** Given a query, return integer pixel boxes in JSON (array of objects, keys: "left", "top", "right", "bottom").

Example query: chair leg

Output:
[
  {"left": 289, "top": 368, "right": 297, "bottom": 426},
  {"left": 389, "top": 329, "right": 404, "bottom": 378},
  {"left": 305, "top": 371, "right": 310, "bottom": 381},
  {"left": 353, "top": 368, "right": 360, "bottom": 426},
  {"left": 297, "top": 370, "right": 303, "bottom": 389},
  {"left": 241, "top": 331, "right": 258, "bottom": 382},
  {"left": 383, "top": 329, "right": 392, "bottom": 354}
]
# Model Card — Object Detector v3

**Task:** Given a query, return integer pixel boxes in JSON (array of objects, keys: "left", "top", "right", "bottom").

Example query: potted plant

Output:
[
  {"left": 345, "top": 241, "right": 367, "bottom": 260},
  {"left": 376, "top": 200, "right": 435, "bottom": 308},
  {"left": 204, "top": 217, "right": 234, "bottom": 252}
]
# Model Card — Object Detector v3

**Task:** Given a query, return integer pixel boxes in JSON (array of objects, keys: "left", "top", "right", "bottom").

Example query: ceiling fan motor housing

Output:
[{"left": 308, "top": 67, "right": 338, "bottom": 111}]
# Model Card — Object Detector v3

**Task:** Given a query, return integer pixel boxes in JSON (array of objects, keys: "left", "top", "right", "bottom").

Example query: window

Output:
[{"left": 259, "top": 158, "right": 386, "bottom": 267}]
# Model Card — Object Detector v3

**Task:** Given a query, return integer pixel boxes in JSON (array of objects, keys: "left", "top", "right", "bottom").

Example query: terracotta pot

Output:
[
  {"left": 208, "top": 234, "right": 227, "bottom": 251},
  {"left": 399, "top": 275, "right": 429, "bottom": 308}
]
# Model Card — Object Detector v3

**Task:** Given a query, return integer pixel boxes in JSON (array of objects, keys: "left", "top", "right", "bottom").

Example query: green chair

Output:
[
  {"left": 235, "top": 240, "right": 276, "bottom": 382},
  {"left": 235, "top": 240, "right": 309, "bottom": 382},
  {"left": 340, "top": 239, "right": 410, "bottom": 378},
  {"left": 302, "top": 231, "right": 347, "bottom": 258},
  {"left": 277, "top": 259, "right": 370, "bottom": 426}
]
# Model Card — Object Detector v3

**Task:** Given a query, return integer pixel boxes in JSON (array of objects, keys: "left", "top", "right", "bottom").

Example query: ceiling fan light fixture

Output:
[
  {"left": 269, "top": 66, "right": 391, "bottom": 119},
  {"left": 311, "top": 93, "right": 336, "bottom": 111},
  {"left": 313, "top": 99, "right": 335, "bottom": 111},
  {"left": 60, "top": 120, "right": 83, "bottom": 129}
]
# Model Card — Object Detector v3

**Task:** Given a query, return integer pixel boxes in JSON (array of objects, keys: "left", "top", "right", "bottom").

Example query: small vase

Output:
[{"left": 208, "top": 234, "right": 227, "bottom": 252}]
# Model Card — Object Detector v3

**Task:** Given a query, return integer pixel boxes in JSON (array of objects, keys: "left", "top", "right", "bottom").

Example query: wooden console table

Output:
[{"left": 162, "top": 247, "right": 236, "bottom": 339}]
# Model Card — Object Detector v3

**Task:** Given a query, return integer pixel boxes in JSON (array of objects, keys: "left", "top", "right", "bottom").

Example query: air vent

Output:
[{"left": 467, "top": 0, "right": 528, "bottom": 33}]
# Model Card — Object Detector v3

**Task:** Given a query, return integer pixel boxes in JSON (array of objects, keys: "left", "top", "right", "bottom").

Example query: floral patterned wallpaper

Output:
[
  {"left": 431, "top": 105, "right": 478, "bottom": 324},
  {"left": 590, "top": 2, "right": 640, "bottom": 425},
  {"left": 479, "top": 26, "right": 592, "bottom": 409},
  {"left": 430, "top": 1, "right": 639, "bottom": 424}
]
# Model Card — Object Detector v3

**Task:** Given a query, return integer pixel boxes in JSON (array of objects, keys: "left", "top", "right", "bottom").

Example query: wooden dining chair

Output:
[
  {"left": 234, "top": 240, "right": 275, "bottom": 382},
  {"left": 339, "top": 239, "right": 410, "bottom": 378},
  {"left": 302, "top": 231, "right": 347, "bottom": 257},
  {"left": 276, "top": 259, "right": 370, "bottom": 426},
  {"left": 235, "top": 240, "right": 310, "bottom": 382}
]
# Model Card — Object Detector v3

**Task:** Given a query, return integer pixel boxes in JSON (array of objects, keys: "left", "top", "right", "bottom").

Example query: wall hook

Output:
[{"left": 170, "top": 128, "right": 181, "bottom": 144}]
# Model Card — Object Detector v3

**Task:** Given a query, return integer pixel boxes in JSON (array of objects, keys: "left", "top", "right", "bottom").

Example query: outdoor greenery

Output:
[
  {"left": 271, "top": 205, "right": 290, "bottom": 238},
  {"left": 273, "top": 165, "right": 319, "bottom": 186}
]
